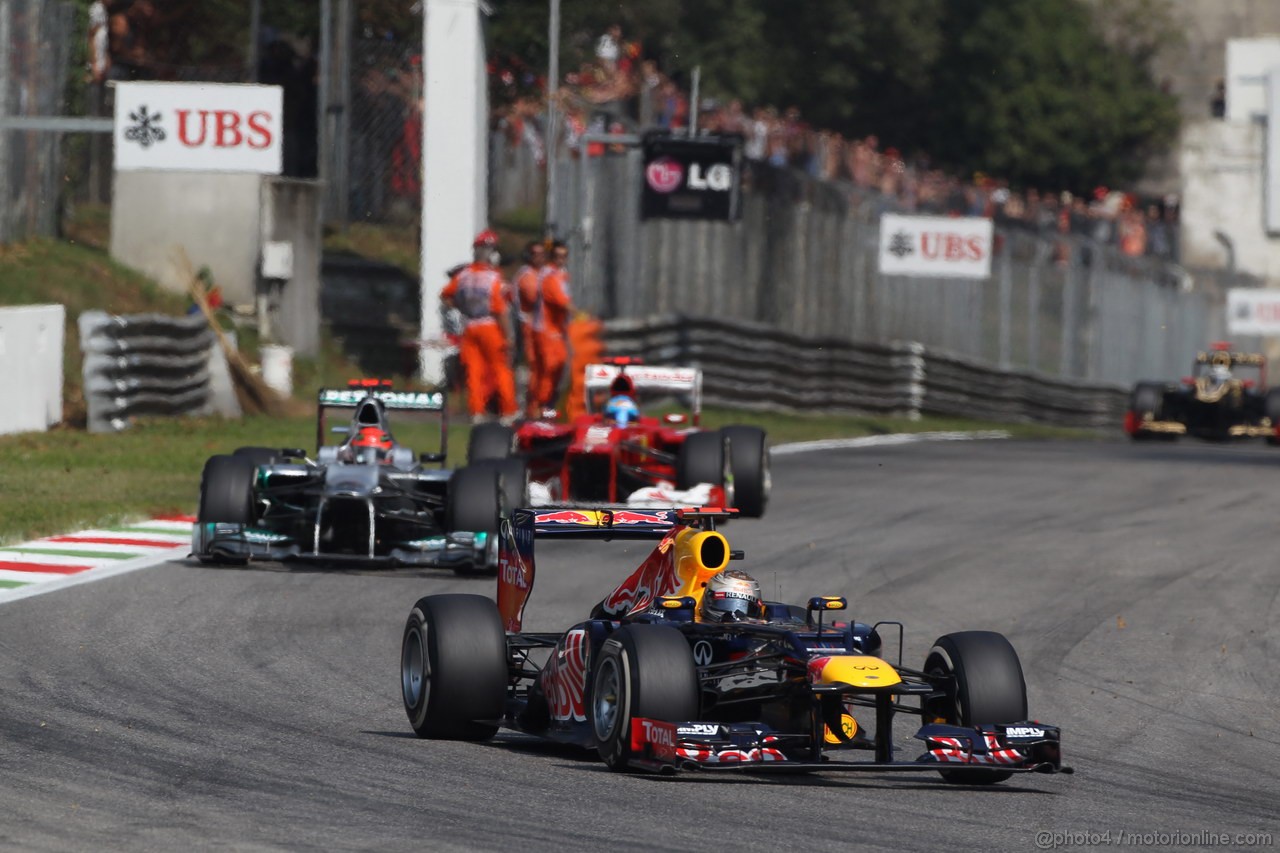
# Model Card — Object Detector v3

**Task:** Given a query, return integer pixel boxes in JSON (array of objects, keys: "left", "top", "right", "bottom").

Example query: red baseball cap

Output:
[{"left": 473, "top": 229, "right": 499, "bottom": 247}]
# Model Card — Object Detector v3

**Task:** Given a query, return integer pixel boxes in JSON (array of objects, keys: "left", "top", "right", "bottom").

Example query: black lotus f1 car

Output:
[
  {"left": 192, "top": 380, "right": 524, "bottom": 572},
  {"left": 1125, "top": 345, "right": 1280, "bottom": 442},
  {"left": 399, "top": 507, "right": 1070, "bottom": 781}
]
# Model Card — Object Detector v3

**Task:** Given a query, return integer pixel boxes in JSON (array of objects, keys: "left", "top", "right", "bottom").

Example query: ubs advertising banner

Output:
[
  {"left": 1227, "top": 288, "right": 1280, "bottom": 335},
  {"left": 641, "top": 133, "right": 741, "bottom": 221},
  {"left": 878, "top": 214, "right": 993, "bottom": 279},
  {"left": 114, "top": 83, "right": 283, "bottom": 174}
]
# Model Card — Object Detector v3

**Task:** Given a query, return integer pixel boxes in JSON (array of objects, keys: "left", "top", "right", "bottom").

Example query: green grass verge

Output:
[{"left": 0, "top": 409, "right": 1093, "bottom": 545}]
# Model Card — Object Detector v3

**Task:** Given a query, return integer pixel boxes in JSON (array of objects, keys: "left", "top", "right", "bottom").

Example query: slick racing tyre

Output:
[
  {"left": 401, "top": 594, "right": 507, "bottom": 740},
  {"left": 447, "top": 465, "right": 502, "bottom": 574},
  {"left": 198, "top": 454, "right": 255, "bottom": 526},
  {"left": 467, "top": 423, "right": 515, "bottom": 462},
  {"left": 722, "top": 425, "right": 770, "bottom": 518},
  {"left": 1128, "top": 382, "right": 1164, "bottom": 442},
  {"left": 1265, "top": 389, "right": 1280, "bottom": 444},
  {"left": 590, "top": 624, "right": 699, "bottom": 771},
  {"left": 923, "top": 631, "right": 1028, "bottom": 785},
  {"left": 675, "top": 431, "right": 727, "bottom": 494},
  {"left": 473, "top": 457, "right": 529, "bottom": 518}
]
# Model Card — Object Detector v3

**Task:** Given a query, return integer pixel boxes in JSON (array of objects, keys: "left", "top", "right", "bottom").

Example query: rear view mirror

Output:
[
  {"left": 280, "top": 448, "right": 307, "bottom": 459},
  {"left": 663, "top": 413, "right": 687, "bottom": 425},
  {"left": 331, "top": 426, "right": 351, "bottom": 435},
  {"left": 419, "top": 452, "right": 446, "bottom": 464}
]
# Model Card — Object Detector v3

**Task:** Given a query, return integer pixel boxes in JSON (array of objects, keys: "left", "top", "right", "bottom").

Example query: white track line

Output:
[{"left": 770, "top": 430, "right": 1010, "bottom": 456}]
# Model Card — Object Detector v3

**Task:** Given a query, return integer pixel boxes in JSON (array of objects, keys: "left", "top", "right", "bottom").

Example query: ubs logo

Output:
[{"left": 124, "top": 105, "right": 165, "bottom": 149}]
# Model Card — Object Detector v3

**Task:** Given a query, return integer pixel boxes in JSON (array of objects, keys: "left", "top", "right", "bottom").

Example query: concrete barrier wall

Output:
[
  {"left": 110, "top": 171, "right": 262, "bottom": 304},
  {"left": 0, "top": 304, "right": 64, "bottom": 435}
]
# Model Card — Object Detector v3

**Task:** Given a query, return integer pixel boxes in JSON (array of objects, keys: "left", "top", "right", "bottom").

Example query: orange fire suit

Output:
[
  {"left": 513, "top": 262, "right": 543, "bottom": 370},
  {"left": 441, "top": 262, "right": 517, "bottom": 418},
  {"left": 526, "top": 265, "right": 573, "bottom": 411}
]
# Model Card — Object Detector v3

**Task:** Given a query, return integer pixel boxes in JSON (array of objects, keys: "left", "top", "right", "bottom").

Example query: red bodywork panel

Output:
[{"left": 514, "top": 414, "right": 698, "bottom": 503}]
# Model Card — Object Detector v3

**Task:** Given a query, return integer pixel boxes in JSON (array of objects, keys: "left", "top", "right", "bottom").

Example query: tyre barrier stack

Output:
[
  {"left": 79, "top": 310, "right": 241, "bottom": 433},
  {"left": 602, "top": 315, "right": 1127, "bottom": 429}
]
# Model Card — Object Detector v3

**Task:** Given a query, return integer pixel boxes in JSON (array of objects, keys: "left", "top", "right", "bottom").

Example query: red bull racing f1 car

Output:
[
  {"left": 399, "top": 507, "right": 1070, "bottom": 781},
  {"left": 1125, "top": 344, "right": 1280, "bottom": 442},
  {"left": 466, "top": 362, "right": 770, "bottom": 517}
]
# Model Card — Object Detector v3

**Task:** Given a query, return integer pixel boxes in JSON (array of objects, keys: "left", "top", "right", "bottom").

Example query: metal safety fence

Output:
[
  {"left": 495, "top": 134, "right": 1253, "bottom": 390},
  {"left": 603, "top": 315, "right": 1128, "bottom": 429},
  {"left": 0, "top": 0, "right": 75, "bottom": 244}
]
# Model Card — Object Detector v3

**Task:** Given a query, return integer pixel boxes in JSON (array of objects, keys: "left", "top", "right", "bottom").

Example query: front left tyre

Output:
[
  {"left": 198, "top": 454, "right": 255, "bottom": 525},
  {"left": 401, "top": 594, "right": 507, "bottom": 739},
  {"left": 590, "top": 624, "right": 699, "bottom": 770},
  {"left": 922, "top": 630, "right": 1028, "bottom": 785}
]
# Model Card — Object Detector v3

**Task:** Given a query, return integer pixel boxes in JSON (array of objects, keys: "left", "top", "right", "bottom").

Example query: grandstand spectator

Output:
[
  {"left": 87, "top": 1, "right": 110, "bottom": 83},
  {"left": 596, "top": 24, "right": 622, "bottom": 73},
  {"left": 1211, "top": 79, "right": 1226, "bottom": 118}
]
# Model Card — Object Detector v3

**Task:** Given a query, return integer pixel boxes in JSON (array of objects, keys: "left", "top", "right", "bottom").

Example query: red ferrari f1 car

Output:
[
  {"left": 399, "top": 507, "right": 1070, "bottom": 781},
  {"left": 466, "top": 361, "right": 770, "bottom": 517}
]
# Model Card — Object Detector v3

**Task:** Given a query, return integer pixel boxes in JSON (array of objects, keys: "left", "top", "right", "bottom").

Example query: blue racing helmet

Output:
[{"left": 603, "top": 394, "right": 639, "bottom": 427}]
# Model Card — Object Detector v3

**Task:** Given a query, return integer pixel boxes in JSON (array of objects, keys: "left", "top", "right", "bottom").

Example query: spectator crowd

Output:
[{"left": 491, "top": 22, "right": 1181, "bottom": 263}]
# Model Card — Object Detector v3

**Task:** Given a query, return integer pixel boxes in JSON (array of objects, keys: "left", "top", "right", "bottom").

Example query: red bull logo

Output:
[
  {"left": 602, "top": 531, "right": 683, "bottom": 615},
  {"left": 609, "top": 509, "right": 671, "bottom": 526},
  {"left": 537, "top": 509, "right": 601, "bottom": 525},
  {"left": 541, "top": 628, "right": 588, "bottom": 722}
]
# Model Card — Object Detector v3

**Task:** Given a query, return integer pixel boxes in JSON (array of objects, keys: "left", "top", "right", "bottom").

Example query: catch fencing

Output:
[
  {"left": 495, "top": 135, "right": 1252, "bottom": 393},
  {"left": 604, "top": 315, "right": 1127, "bottom": 429},
  {"left": 79, "top": 311, "right": 240, "bottom": 433},
  {"left": 0, "top": 0, "right": 76, "bottom": 244}
]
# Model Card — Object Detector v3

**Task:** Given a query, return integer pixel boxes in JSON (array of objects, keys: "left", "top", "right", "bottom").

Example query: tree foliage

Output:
[
  {"left": 488, "top": 0, "right": 1179, "bottom": 192},
  {"left": 63, "top": 0, "right": 1179, "bottom": 193}
]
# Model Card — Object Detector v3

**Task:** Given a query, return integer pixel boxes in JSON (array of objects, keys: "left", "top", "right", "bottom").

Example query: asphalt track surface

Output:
[{"left": 1, "top": 438, "right": 1279, "bottom": 852}]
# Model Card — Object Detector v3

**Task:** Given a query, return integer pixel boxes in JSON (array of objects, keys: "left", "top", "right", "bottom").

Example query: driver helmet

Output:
[
  {"left": 351, "top": 426, "right": 393, "bottom": 463},
  {"left": 1209, "top": 351, "right": 1232, "bottom": 383},
  {"left": 603, "top": 394, "right": 639, "bottom": 427},
  {"left": 698, "top": 569, "right": 764, "bottom": 623}
]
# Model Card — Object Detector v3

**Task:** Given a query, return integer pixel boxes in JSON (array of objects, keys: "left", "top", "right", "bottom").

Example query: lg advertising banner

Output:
[
  {"left": 114, "top": 82, "right": 283, "bottom": 174},
  {"left": 878, "top": 214, "right": 993, "bottom": 279},
  {"left": 641, "top": 133, "right": 741, "bottom": 221},
  {"left": 1227, "top": 288, "right": 1280, "bottom": 335}
]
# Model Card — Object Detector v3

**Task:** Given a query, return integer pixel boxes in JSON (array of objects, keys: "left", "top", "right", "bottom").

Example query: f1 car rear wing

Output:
[
  {"left": 497, "top": 506, "right": 736, "bottom": 632},
  {"left": 315, "top": 380, "right": 448, "bottom": 452},
  {"left": 583, "top": 363, "right": 702, "bottom": 423}
]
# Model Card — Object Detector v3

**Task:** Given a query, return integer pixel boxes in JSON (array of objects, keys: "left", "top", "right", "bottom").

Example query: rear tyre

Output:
[
  {"left": 401, "top": 594, "right": 507, "bottom": 739},
  {"left": 473, "top": 457, "right": 529, "bottom": 518},
  {"left": 590, "top": 624, "right": 699, "bottom": 770},
  {"left": 923, "top": 631, "right": 1028, "bottom": 785},
  {"left": 467, "top": 423, "right": 515, "bottom": 462},
  {"left": 675, "top": 430, "right": 725, "bottom": 491},
  {"left": 1128, "top": 382, "right": 1164, "bottom": 442},
  {"left": 722, "top": 426, "right": 769, "bottom": 517},
  {"left": 1265, "top": 389, "right": 1280, "bottom": 445}
]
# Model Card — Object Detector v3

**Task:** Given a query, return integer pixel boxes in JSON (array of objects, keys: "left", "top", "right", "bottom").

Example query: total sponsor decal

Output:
[
  {"left": 632, "top": 718, "right": 679, "bottom": 763},
  {"left": 0, "top": 515, "right": 194, "bottom": 605}
]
